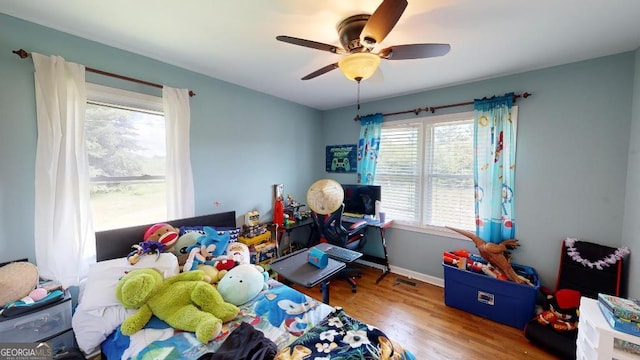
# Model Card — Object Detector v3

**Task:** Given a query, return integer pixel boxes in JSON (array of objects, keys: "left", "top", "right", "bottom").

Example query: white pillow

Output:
[
  {"left": 73, "top": 305, "right": 135, "bottom": 354},
  {"left": 79, "top": 253, "right": 179, "bottom": 310},
  {"left": 72, "top": 253, "right": 179, "bottom": 354}
]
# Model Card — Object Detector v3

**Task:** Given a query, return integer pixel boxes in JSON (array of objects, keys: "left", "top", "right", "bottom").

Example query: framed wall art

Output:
[{"left": 326, "top": 144, "right": 357, "bottom": 173}]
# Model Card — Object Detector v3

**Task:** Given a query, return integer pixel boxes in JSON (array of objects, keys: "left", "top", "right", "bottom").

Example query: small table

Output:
[{"left": 270, "top": 247, "right": 345, "bottom": 304}]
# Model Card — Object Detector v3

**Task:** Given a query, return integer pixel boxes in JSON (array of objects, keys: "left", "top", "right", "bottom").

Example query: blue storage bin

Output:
[{"left": 443, "top": 262, "right": 540, "bottom": 329}]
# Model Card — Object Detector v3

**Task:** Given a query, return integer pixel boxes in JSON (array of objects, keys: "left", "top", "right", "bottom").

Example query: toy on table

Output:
[
  {"left": 244, "top": 211, "right": 260, "bottom": 227},
  {"left": 284, "top": 213, "right": 296, "bottom": 226},
  {"left": 285, "top": 194, "right": 306, "bottom": 220},
  {"left": 241, "top": 223, "right": 268, "bottom": 238},
  {"left": 308, "top": 247, "right": 328, "bottom": 269},
  {"left": 127, "top": 223, "right": 179, "bottom": 265},
  {"left": 116, "top": 268, "right": 239, "bottom": 343}
]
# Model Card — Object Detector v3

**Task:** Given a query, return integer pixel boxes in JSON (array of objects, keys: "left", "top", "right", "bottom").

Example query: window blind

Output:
[{"left": 375, "top": 113, "right": 475, "bottom": 231}]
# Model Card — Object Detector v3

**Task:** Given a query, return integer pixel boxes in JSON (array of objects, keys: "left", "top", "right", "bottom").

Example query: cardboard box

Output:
[
  {"left": 238, "top": 231, "right": 271, "bottom": 247},
  {"left": 443, "top": 262, "right": 540, "bottom": 329},
  {"left": 250, "top": 239, "right": 277, "bottom": 265}
]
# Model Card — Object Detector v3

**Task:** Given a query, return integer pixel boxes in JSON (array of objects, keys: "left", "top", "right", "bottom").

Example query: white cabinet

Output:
[{"left": 577, "top": 297, "right": 640, "bottom": 360}]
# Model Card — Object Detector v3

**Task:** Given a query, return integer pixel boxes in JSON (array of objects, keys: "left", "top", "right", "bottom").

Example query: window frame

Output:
[
  {"left": 86, "top": 83, "right": 163, "bottom": 113},
  {"left": 85, "top": 83, "right": 167, "bottom": 231},
  {"left": 375, "top": 110, "right": 476, "bottom": 239}
]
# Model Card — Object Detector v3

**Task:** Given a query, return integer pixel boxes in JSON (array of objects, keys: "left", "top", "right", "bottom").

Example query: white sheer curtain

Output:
[
  {"left": 163, "top": 86, "right": 195, "bottom": 219},
  {"left": 33, "top": 53, "right": 95, "bottom": 287}
]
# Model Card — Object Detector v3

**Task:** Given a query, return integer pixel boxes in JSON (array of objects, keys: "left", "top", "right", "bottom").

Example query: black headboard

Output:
[{"left": 95, "top": 211, "right": 237, "bottom": 262}]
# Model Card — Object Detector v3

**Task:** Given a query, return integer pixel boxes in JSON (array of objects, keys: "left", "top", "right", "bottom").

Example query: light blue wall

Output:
[
  {"left": 622, "top": 49, "right": 640, "bottom": 299},
  {"left": 0, "top": 13, "right": 323, "bottom": 264},
  {"left": 322, "top": 53, "right": 636, "bottom": 290},
  {"left": 1, "top": 13, "right": 638, "bottom": 294}
]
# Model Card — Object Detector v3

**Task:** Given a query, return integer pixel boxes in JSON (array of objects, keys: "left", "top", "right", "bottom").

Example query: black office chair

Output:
[{"left": 310, "top": 203, "right": 368, "bottom": 293}]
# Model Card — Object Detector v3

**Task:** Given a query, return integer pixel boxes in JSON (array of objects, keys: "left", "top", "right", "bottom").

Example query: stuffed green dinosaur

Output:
[{"left": 116, "top": 268, "right": 239, "bottom": 343}]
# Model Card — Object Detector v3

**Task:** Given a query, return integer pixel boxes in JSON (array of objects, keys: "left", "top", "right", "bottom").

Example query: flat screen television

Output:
[{"left": 342, "top": 184, "right": 381, "bottom": 216}]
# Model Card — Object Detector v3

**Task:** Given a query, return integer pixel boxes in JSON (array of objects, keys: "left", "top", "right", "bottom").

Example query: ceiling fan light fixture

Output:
[{"left": 338, "top": 53, "right": 380, "bottom": 81}]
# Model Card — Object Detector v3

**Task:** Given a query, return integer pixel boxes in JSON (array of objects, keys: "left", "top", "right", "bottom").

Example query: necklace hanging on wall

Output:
[{"left": 564, "top": 237, "right": 630, "bottom": 270}]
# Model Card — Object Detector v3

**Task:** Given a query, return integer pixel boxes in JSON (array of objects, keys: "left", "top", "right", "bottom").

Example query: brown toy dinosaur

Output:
[{"left": 446, "top": 226, "right": 531, "bottom": 285}]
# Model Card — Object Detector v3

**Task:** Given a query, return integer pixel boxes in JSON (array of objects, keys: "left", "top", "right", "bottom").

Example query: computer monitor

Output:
[{"left": 342, "top": 184, "right": 381, "bottom": 216}]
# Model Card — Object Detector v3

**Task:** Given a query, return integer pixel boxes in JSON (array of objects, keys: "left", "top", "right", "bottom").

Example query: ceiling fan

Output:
[{"left": 276, "top": 0, "right": 451, "bottom": 82}]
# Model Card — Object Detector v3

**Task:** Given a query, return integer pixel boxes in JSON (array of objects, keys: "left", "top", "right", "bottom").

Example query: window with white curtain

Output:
[
  {"left": 85, "top": 84, "right": 167, "bottom": 230},
  {"left": 375, "top": 111, "right": 475, "bottom": 233}
]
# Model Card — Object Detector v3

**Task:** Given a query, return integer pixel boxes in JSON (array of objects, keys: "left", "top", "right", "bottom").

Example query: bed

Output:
[{"left": 71, "top": 211, "right": 415, "bottom": 360}]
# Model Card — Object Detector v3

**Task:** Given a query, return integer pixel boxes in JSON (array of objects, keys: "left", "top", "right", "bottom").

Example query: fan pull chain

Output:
[{"left": 356, "top": 77, "right": 362, "bottom": 121}]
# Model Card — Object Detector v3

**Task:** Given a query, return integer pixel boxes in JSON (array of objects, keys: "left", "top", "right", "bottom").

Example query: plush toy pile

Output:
[
  {"left": 116, "top": 223, "right": 269, "bottom": 343},
  {"left": 116, "top": 268, "right": 239, "bottom": 343},
  {"left": 535, "top": 288, "right": 581, "bottom": 332},
  {"left": 127, "top": 223, "right": 179, "bottom": 264},
  {"left": 127, "top": 222, "right": 250, "bottom": 281}
]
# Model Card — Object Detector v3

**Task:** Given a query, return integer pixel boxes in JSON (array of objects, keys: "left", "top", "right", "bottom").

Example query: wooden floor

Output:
[{"left": 289, "top": 265, "right": 561, "bottom": 360}]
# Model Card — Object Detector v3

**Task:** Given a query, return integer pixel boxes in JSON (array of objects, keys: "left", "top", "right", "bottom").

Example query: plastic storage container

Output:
[
  {"left": 443, "top": 262, "right": 540, "bottom": 329},
  {"left": 44, "top": 329, "right": 77, "bottom": 355},
  {"left": 0, "top": 296, "right": 72, "bottom": 342}
]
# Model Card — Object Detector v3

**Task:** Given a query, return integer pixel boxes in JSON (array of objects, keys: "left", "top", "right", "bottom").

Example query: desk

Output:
[
  {"left": 343, "top": 218, "right": 394, "bottom": 283},
  {"left": 273, "top": 217, "right": 393, "bottom": 283},
  {"left": 268, "top": 218, "right": 314, "bottom": 257},
  {"left": 270, "top": 248, "right": 346, "bottom": 304}
]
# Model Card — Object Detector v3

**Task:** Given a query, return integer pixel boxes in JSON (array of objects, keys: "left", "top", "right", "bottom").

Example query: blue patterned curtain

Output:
[
  {"left": 356, "top": 113, "right": 383, "bottom": 184},
  {"left": 474, "top": 93, "right": 516, "bottom": 243}
]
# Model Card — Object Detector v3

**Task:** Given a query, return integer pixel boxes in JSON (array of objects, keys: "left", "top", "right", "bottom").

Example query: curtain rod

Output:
[
  {"left": 12, "top": 49, "right": 196, "bottom": 97},
  {"left": 354, "top": 92, "right": 531, "bottom": 121}
]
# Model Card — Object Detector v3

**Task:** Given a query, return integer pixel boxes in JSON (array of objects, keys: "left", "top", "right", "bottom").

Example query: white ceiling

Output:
[{"left": 1, "top": 0, "right": 639, "bottom": 110}]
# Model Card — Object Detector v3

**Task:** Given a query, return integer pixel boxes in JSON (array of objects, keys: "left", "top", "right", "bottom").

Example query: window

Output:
[
  {"left": 375, "top": 111, "right": 475, "bottom": 233},
  {"left": 85, "top": 84, "right": 166, "bottom": 231}
]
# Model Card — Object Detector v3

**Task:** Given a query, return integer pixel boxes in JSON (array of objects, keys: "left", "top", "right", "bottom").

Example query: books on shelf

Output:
[
  {"left": 598, "top": 293, "right": 640, "bottom": 322},
  {"left": 598, "top": 302, "right": 640, "bottom": 337}
]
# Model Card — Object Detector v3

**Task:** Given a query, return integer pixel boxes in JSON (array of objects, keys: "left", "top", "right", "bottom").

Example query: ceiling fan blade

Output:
[
  {"left": 301, "top": 63, "right": 339, "bottom": 80},
  {"left": 276, "top": 35, "right": 344, "bottom": 54},
  {"left": 379, "top": 44, "right": 451, "bottom": 60},
  {"left": 360, "top": 0, "right": 408, "bottom": 47}
]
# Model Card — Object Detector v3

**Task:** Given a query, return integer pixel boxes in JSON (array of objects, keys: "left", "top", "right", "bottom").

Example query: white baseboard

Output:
[
  {"left": 389, "top": 264, "right": 444, "bottom": 288},
  {"left": 355, "top": 258, "right": 386, "bottom": 271},
  {"left": 356, "top": 259, "right": 444, "bottom": 288}
]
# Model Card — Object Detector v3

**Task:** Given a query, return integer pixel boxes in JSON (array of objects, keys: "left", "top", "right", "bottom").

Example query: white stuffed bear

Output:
[{"left": 216, "top": 264, "right": 268, "bottom": 306}]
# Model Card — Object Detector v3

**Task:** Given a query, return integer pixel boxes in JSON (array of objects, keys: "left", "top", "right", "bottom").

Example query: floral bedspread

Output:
[
  {"left": 275, "top": 308, "right": 415, "bottom": 360},
  {"left": 101, "top": 282, "right": 333, "bottom": 360},
  {"left": 101, "top": 282, "right": 414, "bottom": 360}
]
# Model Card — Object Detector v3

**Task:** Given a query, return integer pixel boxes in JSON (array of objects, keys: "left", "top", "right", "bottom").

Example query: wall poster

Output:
[{"left": 326, "top": 144, "right": 357, "bottom": 173}]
